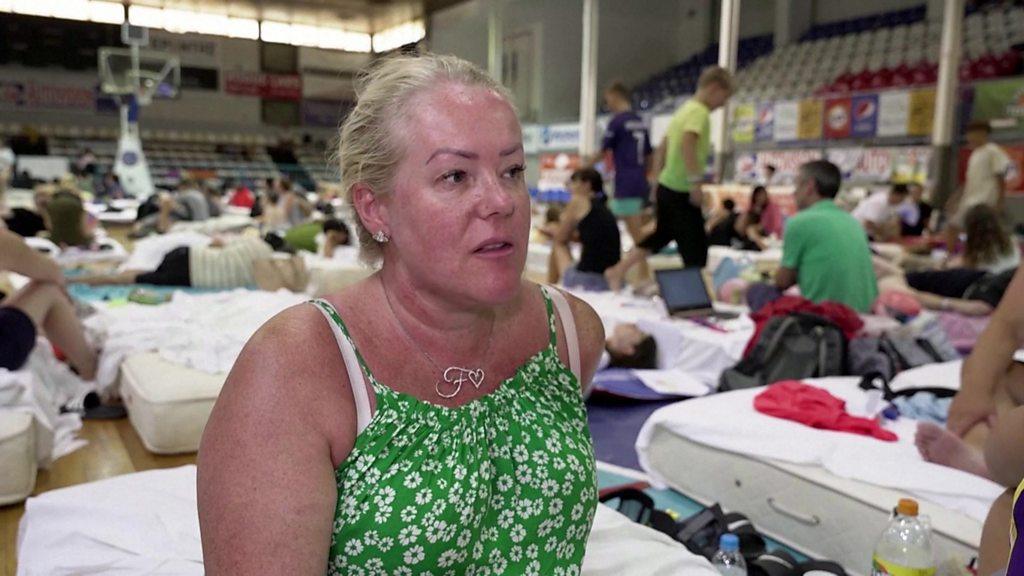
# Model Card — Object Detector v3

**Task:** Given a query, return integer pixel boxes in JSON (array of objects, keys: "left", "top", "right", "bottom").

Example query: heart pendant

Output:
[{"left": 467, "top": 369, "right": 484, "bottom": 389}]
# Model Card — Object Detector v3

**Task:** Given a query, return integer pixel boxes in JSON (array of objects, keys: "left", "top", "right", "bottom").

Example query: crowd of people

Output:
[{"left": 1, "top": 51, "right": 1023, "bottom": 575}]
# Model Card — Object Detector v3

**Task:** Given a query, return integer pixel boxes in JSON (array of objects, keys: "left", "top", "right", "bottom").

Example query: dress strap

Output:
[
  {"left": 543, "top": 286, "right": 582, "bottom": 383},
  {"left": 309, "top": 299, "right": 373, "bottom": 434}
]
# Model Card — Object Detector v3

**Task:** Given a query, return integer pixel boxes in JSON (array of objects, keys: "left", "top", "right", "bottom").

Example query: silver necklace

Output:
[{"left": 380, "top": 280, "right": 495, "bottom": 399}]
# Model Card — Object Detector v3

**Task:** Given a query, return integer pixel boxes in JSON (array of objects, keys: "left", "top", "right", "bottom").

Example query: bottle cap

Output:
[
  {"left": 720, "top": 533, "right": 740, "bottom": 552},
  {"left": 897, "top": 498, "right": 919, "bottom": 517}
]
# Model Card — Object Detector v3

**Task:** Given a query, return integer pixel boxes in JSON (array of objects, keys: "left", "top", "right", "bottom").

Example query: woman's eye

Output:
[
  {"left": 441, "top": 170, "right": 467, "bottom": 185},
  {"left": 505, "top": 165, "right": 525, "bottom": 179}
]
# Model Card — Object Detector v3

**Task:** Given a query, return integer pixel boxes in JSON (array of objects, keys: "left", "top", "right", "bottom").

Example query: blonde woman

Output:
[{"left": 198, "top": 54, "right": 604, "bottom": 574}]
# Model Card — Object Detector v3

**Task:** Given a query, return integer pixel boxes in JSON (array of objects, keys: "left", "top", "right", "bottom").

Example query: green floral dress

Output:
[{"left": 311, "top": 287, "right": 598, "bottom": 576}]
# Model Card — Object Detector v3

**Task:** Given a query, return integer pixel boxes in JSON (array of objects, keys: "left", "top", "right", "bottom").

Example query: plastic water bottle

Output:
[
  {"left": 871, "top": 499, "right": 936, "bottom": 576},
  {"left": 711, "top": 534, "right": 747, "bottom": 576}
]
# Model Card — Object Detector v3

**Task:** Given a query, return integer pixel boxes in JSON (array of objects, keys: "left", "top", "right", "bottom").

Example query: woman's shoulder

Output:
[{"left": 539, "top": 283, "right": 605, "bottom": 363}]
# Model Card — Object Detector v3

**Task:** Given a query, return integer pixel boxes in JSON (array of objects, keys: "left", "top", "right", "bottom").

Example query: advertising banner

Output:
[
  {"left": 850, "top": 94, "right": 879, "bottom": 138},
  {"left": 797, "top": 98, "right": 824, "bottom": 140},
  {"left": 224, "top": 72, "right": 302, "bottom": 100},
  {"left": 907, "top": 88, "right": 936, "bottom": 136},
  {"left": 773, "top": 100, "right": 799, "bottom": 142},
  {"left": 823, "top": 97, "right": 852, "bottom": 139},
  {"left": 732, "top": 102, "right": 756, "bottom": 144},
  {"left": 877, "top": 90, "right": 910, "bottom": 137},
  {"left": 539, "top": 123, "right": 581, "bottom": 151},
  {"left": 0, "top": 81, "right": 96, "bottom": 111},
  {"left": 755, "top": 102, "right": 774, "bottom": 142},
  {"left": 971, "top": 77, "right": 1024, "bottom": 127}
]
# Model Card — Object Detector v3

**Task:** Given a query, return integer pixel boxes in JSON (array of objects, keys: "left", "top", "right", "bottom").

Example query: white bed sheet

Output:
[
  {"left": 890, "top": 360, "right": 962, "bottom": 393},
  {"left": 170, "top": 214, "right": 254, "bottom": 234},
  {"left": 117, "top": 231, "right": 212, "bottom": 272},
  {"left": 636, "top": 377, "right": 1003, "bottom": 523},
  {"left": 571, "top": 291, "right": 754, "bottom": 387},
  {"left": 85, "top": 289, "right": 307, "bottom": 394},
  {"left": 0, "top": 341, "right": 87, "bottom": 468},
  {"left": 17, "top": 465, "right": 715, "bottom": 576}
]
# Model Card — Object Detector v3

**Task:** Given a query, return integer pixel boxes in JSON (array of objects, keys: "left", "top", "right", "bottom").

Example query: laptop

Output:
[{"left": 654, "top": 267, "right": 739, "bottom": 321}]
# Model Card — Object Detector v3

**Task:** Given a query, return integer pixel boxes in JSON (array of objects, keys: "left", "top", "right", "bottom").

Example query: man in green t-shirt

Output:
[
  {"left": 774, "top": 160, "right": 879, "bottom": 313},
  {"left": 606, "top": 67, "right": 733, "bottom": 290}
]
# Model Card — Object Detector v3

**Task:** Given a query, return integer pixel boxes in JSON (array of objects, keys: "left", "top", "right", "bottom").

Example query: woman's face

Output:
[
  {"left": 568, "top": 177, "right": 588, "bottom": 198},
  {"left": 383, "top": 83, "right": 530, "bottom": 305}
]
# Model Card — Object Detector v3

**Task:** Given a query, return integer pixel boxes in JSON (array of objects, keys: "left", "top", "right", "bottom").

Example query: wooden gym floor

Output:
[{"left": 0, "top": 419, "right": 197, "bottom": 576}]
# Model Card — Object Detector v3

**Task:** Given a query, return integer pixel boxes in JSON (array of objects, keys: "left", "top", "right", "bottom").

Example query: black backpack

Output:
[{"left": 719, "top": 313, "right": 847, "bottom": 392}]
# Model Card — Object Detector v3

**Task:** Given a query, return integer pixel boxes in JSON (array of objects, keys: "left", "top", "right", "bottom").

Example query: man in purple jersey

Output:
[{"left": 587, "top": 82, "right": 652, "bottom": 280}]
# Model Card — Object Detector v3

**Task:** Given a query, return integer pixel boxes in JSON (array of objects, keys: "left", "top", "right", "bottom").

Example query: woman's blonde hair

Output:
[{"left": 337, "top": 52, "right": 515, "bottom": 264}]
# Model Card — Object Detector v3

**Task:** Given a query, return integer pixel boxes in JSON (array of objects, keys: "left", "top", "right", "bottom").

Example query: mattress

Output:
[
  {"left": 0, "top": 410, "right": 36, "bottom": 505},
  {"left": 17, "top": 464, "right": 716, "bottom": 576},
  {"left": 642, "top": 423, "right": 981, "bottom": 576},
  {"left": 119, "top": 352, "right": 226, "bottom": 454}
]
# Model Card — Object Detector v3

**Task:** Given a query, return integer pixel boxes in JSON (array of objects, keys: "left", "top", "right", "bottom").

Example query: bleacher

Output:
[
  {"left": 633, "top": 35, "right": 774, "bottom": 112},
  {"left": 295, "top": 145, "right": 339, "bottom": 187},
  {"left": 637, "top": 4, "right": 1024, "bottom": 109},
  {"left": 47, "top": 134, "right": 281, "bottom": 189}
]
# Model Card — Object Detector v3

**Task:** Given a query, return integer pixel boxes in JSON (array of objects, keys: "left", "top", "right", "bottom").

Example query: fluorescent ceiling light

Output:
[
  {"left": 372, "top": 20, "right": 425, "bottom": 53},
  {"left": 261, "top": 20, "right": 370, "bottom": 52},
  {"left": 259, "top": 20, "right": 292, "bottom": 44},
  {"left": 12, "top": 0, "right": 60, "bottom": 17},
  {"left": 88, "top": 1, "right": 124, "bottom": 24},
  {"left": 127, "top": 5, "right": 163, "bottom": 28},
  {"left": 226, "top": 17, "right": 259, "bottom": 40},
  {"left": 319, "top": 27, "right": 372, "bottom": 52}
]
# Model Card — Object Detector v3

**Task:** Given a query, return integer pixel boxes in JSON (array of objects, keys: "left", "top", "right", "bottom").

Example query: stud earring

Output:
[{"left": 372, "top": 230, "right": 390, "bottom": 243}]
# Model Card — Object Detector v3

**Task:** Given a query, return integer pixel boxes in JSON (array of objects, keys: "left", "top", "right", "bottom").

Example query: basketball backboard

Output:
[{"left": 98, "top": 47, "right": 180, "bottom": 105}]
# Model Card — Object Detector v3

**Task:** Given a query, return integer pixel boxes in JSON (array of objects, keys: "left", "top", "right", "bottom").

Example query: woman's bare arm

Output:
[{"left": 198, "top": 305, "right": 358, "bottom": 574}]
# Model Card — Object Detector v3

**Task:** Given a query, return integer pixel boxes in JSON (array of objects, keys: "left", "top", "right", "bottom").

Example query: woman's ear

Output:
[{"left": 350, "top": 183, "right": 388, "bottom": 237}]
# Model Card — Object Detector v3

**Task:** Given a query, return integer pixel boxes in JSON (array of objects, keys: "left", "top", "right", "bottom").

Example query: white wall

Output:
[
  {"left": 428, "top": 0, "right": 490, "bottom": 71},
  {"left": 598, "top": 0, "right": 711, "bottom": 93},
  {"left": 811, "top": 0, "right": 922, "bottom": 25},
  {"left": 740, "top": 0, "right": 776, "bottom": 39},
  {"left": 429, "top": 0, "right": 723, "bottom": 124}
]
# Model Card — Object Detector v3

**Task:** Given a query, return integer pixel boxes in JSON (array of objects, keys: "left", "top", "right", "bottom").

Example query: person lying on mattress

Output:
[
  {"left": 914, "top": 265, "right": 1024, "bottom": 576},
  {"left": 602, "top": 323, "right": 658, "bottom": 370},
  {"left": 72, "top": 234, "right": 274, "bottom": 290},
  {"left": 132, "top": 179, "right": 214, "bottom": 236},
  {"left": 196, "top": 53, "right": 605, "bottom": 575},
  {"left": 874, "top": 204, "right": 1019, "bottom": 317},
  {"left": 547, "top": 168, "right": 621, "bottom": 291},
  {"left": 0, "top": 227, "right": 97, "bottom": 380}
]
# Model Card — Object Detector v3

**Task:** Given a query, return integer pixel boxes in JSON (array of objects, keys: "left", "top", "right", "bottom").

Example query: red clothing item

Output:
[
  {"left": 228, "top": 187, "right": 255, "bottom": 209},
  {"left": 744, "top": 295, "right": 863, "bottom": 357},
  {"left": 754, "top": 380, "right": 898, "bottom": 442}
]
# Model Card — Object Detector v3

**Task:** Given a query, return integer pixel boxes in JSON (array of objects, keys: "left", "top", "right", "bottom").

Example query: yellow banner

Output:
[
  {"left": 731, "top": 102, "right": 756, "bottom": 143},
  {"left": 797, "top": 99, "right": 824, "bottom": 140},
  {"left": 907, "top": 88, "right": 936, "bottom": 136}
]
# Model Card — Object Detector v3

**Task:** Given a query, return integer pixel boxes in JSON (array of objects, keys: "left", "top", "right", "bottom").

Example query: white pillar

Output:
[
  {"left": 487, "top": 0, "right": 503, "bottom": 83},
  {"left": 712, "top": 0, "right": 740, "bottom": 179},
  {"left": 932, "top": 0, "right": 963, "bottom": 148},
  {"left": 931, "top": 0, "right": 963, "bottom": 204},
  {"left": 578, "top": 0, "right": 600, "bottom": 157}
]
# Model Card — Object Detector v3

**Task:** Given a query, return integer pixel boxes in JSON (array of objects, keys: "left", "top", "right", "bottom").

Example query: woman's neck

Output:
[{"left": 376, "top": 265, "right": 510, "bottom": 343}]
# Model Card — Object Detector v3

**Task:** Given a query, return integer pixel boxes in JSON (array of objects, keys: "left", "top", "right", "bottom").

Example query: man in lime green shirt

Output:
[
  {"left": 775, "top": 160, "right": 879, "bottom": 313},
  {"left": 606, "top": 67, "right": 733, "bottom": 290}
]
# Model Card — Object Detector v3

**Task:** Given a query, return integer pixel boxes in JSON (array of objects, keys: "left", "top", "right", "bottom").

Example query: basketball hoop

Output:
[{"left": 98, "top": 47, "right": 180, "bottom": 104}]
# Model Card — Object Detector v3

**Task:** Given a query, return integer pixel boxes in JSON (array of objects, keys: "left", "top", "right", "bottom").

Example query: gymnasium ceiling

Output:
[{"left": 127, "top": 0, "right": 466, "bottom": 33}]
